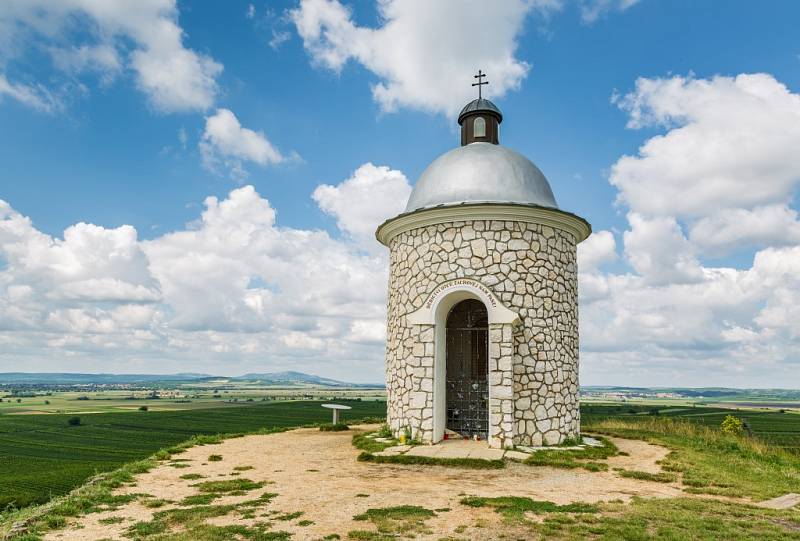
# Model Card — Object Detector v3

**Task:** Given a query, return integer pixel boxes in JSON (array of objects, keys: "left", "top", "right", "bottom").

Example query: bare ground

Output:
[{"left": 45, "top": 425, "right": 684, "bottom": 541}]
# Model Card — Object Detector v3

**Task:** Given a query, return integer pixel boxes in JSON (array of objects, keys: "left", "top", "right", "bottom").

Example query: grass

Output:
[
  {"left": 319, "top": 423, "right": 350, "bottom": 432},
  {"left": 585, "top": 417, "right": 800, "bottom": 499},
  {"left": 351, "top": 431, "right": 398, "bottom": 454},
  {"left": 460, "top": 496, "right": 599, "bottom": 521},
  {"left": 123, "top": 504, "right": 296, "bottom": 539},
  {"left": 191, "top": 479, "right": 265, "bottom": 494},
  {"left": 207, "top": 454, "right": 223, "bottom": 462},
  {"left": 616, "top": 469, "right": 678, "bottom": 483},
  {"left": 349, "top": 505, "right": 437, "bottom": 539},
  {"left": 0, "top": 399, "right": 385, "bottom": 508},
  {"left": 179, "top": 473, "right": 205, "bottom": 480},
  {"left": 523, "top": 436, "right": 618, "bottom": 471},
  {"left": 357, "top": 451, "right": 504, "bottom": 469},
  {"left": 532, "top": 497, "right": 800, "bottom": 540}
]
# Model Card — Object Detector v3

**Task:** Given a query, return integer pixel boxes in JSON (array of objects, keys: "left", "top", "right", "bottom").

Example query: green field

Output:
[
  {"left": 582, "top": 403, "right": 800, "bottom": 451},
  {"left": 0, "top": 399, "right": 384, "bottom": 509}
]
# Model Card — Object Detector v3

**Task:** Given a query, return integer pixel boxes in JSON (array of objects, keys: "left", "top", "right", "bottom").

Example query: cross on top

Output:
[{"left": 472, "top": 70, "right": 488, "bottom": 99}]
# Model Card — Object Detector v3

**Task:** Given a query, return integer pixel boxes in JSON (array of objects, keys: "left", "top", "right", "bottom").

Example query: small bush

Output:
[
  {"left": 208, "top": 454, "right": 223, "bottom": 462},
  {"left": 138, "top": 405, "right": 149, "bottom": 411},
  {"left": 720, "top": 415, "right": 744, "bottom": 436},
  {"left": 67, "top": 416, "right": 81, "bottom": 426},
  {"left": 319, "top": 423, "right": 349, "bottom": 432}
]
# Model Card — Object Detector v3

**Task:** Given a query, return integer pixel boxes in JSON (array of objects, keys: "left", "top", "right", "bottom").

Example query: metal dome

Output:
[
  {"left": 404, "top": 142, "right": 558, "bottom": 212},
  {"left": 458, "top": 98, "right": 503, "bottom": 124}
]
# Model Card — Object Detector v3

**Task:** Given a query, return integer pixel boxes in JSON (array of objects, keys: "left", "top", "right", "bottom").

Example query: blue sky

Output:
[{"left": 0, "top": 0, "right": 799, "bottom": 386}]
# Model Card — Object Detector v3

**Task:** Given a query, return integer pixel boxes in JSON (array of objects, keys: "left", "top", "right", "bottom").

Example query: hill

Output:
[{"left": 0, "top": 371, "right": 383, "bottom": 388}]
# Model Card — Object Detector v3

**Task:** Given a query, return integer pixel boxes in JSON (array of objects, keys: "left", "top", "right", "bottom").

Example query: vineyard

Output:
[{"left": 0, "top": 399, "right": 384, "bottom": 508}]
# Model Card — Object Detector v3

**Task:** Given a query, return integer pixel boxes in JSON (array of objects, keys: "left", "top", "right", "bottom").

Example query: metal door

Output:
[{"left": 445, "top": 299, "right": 489, "bottom": 439}]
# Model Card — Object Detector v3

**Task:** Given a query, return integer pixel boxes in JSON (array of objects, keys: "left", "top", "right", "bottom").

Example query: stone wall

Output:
[{"left": 385, "top": 218, "right": 580, "bottom": 447}]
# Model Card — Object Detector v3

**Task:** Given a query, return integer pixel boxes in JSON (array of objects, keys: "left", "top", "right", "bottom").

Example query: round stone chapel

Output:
[{"left": 376, "top": 95, "right": 591, "bottom": 449}]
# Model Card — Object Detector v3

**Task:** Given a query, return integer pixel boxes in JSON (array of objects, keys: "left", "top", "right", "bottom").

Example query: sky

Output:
[{"left": 0, "top": 0, "right": 799, "bottom": 387}]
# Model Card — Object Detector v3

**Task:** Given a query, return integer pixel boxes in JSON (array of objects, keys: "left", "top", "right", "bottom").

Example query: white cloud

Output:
[
  {"left": 313, "top": 163, "right": 411, "bottom": 246},
  {"left": 199, "top": 109, "right": 285, "bottom": 179},
  {"left": 623, "top": 213, "right": 702, "bottom": 285},
  {"left": 246, "top": 4, "right": 256, "bottom": 19},
  {"left": 577, "top": 230, "right": 616, "bottom": 271},
  {"left": 290, "top": 0, "right": 559, "bottom": 116},
  {"left": 0, "top": 0, "right": 222, "bottom": 113},
  {"left": 0, "top": 74, "right": 63, "bottom": 113},
  {"left": 689, "top": 205, "right": 800, "bottom": 257},
  {"left": 579, "top": 0, "right": 640, "bottom": 24},
  {"left": 0, "top": 167, "right": 397, "bottom": 381},
  {"left": 580, "top": 72, "right": 800, "bottom": 386},
  {"left": 610, "top": 74, "right": 800, "bottom": 218}
]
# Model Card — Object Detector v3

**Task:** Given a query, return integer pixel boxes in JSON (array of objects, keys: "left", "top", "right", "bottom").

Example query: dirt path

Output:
[{"left": 46, "top": 426, "right": 683, "bottom": 541}]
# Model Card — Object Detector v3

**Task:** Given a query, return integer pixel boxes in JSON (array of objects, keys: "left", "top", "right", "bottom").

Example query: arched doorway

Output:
[{"left": 445, "top": 299, "right": 489, "bottom": 439}]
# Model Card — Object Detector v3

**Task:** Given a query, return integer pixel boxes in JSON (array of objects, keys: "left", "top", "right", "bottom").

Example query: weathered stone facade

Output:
[{"left": 384, "top": 218, "right": 580, "bottom": 448}]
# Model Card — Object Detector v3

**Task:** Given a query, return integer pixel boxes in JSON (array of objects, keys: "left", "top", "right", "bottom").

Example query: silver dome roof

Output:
[{"left": 404, "top": 142, "right": 558, "bottom": 212}]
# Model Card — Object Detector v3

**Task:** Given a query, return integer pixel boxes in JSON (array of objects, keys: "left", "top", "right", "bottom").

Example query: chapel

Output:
[{"left": 376, "top": 74, "right": 591, "bottom": 448}]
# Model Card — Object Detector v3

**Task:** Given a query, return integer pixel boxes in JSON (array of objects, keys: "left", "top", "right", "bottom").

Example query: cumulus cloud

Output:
[
  {"left": 199, "top": 109, "right": 286, "bottom": 178},
  {"left": 290, "top": 0, "right": 558, "bottom": 116},
  {"left": 0, "top": 167, "right": 395, "bottom": 381},
  {"left": 313, "top": 163, "right": 411, "bottom": 246},
  {"left": 611, "top": 74, "right": 800, "bottom": 218},
  {"left": 577, "top": 230, "right": 616, "bottom": 271},
  {"left": 0, "top": 0, "right": 222, "bottom": 113},
  {"left": 579, "top": 72, "right": 800, "bottom": 386}
]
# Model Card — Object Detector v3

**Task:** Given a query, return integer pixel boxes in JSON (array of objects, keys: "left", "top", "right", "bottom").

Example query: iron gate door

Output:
[{"left": 445, "top": 299, "right": 489, "bottom": 439}]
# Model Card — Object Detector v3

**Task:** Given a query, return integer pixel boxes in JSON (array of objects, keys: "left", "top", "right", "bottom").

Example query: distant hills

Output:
[{"left": 0, "top": 371, "right": 382, "bottom": 388}]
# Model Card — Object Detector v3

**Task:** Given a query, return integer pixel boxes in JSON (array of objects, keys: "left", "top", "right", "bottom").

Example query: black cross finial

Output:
[{"left": 472, "top": 69, "right": 488, "bottom": 99}]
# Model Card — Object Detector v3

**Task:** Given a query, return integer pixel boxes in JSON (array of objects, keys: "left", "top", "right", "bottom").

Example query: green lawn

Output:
[{"left": 0, "top": 399, "right": 384, "bottom": 508}]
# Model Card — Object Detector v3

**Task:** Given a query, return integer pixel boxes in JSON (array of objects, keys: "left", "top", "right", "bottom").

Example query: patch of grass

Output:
[
  {"left": 586, "top": 417, "right": 800, "bottom": 499},
  {"left": 357, "top": 452, "right": 504, "bottom": 469},
  {"left": 355, "top": 493, "right": 370, "bottom": 498},
  {"left": 168, "top": 463, "right": 191, "bottom": 469},
  {"left": 298, "top": 519, "right": 314, "bottom": 526},
  {"left": 179, "top": 494, "right": 220, "bottom": 506},
  {"left": 523, "top": 436, "right": 617, "bottom": 471},
  {"left": 460, "top": 496, "right": 598, "bottom": 522},
  {"left": 233, "top": 466, "right": 254, "bottom": 471},
  {"left": 347, "top": 531, "right": 393, "bottom": 541},
  {"left": 322, "top": 534, "right": 341, "bottom": 540},
  {"left": 239, "top": 492, "right": 279, "bottom": 508},
  {"left": 142, "top": 498, "right": 171, "bottom": 509},
  {"left": 353, "top": 505, "right": 437, "bottom": 538},
  {"left": 617, "top": 469, "right": 678, "bottom": 483},
  {"left": 352, "top": 432, "right": 398, "bottom": 454},
  {"left": 127, "top": 518, "right": 167, "bottom": 537},
  {"left": 98, "top": 516, "right": 125, "bottom": 525},
  {"left": 191, "top": 478, "right": 265, "bottom": 494},
  {"left": 207, "top": 454, "right": 223, "bottom": 462},
  {"left": 124, "top": 504, "right": 293, "bottom": 539},
  {"left": 319, "top": 423, "right": 350, "bottom": 432},
  {"left": 275, "top": 511, "right": 304, "bottom": 521},
  {"left": 532, "top": 497, "right": 800, "bottom": 540},
  {"left": 179, "top": 473, "right": 205, "bottom": 480}
]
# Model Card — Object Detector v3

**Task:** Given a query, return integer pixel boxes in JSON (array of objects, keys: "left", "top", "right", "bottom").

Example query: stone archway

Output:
[{"left": 407, "top": 278, "right": 520, "bottom": 448}]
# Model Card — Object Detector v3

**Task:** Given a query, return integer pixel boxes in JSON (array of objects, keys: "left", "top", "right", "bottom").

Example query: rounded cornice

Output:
[{"left": 376, "top": 203, "right": 591, "bottom": 246}]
